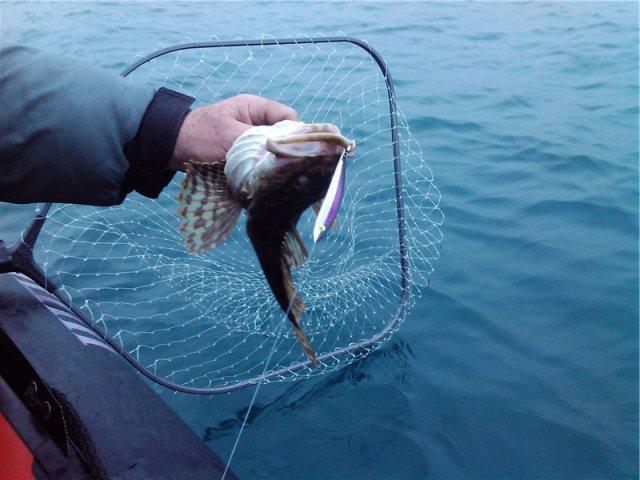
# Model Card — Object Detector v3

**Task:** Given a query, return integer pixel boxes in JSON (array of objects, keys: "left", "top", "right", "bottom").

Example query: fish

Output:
[{"left": 177, "top": 120, "right": 355, "bottom": 366}]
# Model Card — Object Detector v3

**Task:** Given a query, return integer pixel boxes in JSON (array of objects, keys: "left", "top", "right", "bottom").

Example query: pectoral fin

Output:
[
  {"left": 177, "top": 161, "right": 241, "bottom": 253},
  {"left": 247, "top": 216, "right": 318, "bottom": 366}
]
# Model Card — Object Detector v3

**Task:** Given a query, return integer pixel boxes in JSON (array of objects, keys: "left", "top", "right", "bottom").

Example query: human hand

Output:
[{"left": 169, "top": 94, "right": 298, "bottom": 171}]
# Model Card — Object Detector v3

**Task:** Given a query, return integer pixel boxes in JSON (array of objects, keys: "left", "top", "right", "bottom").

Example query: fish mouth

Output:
[{"left": 265, "top": 125, "right": 352, "bottom": 158}]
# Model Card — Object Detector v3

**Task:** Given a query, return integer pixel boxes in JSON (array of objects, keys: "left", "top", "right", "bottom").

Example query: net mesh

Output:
[{"left": 33, "top": 36, "right": 444, "bottom": 391}]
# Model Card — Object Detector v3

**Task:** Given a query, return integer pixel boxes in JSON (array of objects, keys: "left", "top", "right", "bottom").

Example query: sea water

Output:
[{"left": 1, "top": 2, "right": 637, "bottom": 478}]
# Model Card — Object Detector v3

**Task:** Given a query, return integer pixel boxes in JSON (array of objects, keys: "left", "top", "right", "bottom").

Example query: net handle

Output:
[{"left": 17, "top": 36, "right": 409, "bottom": 395}]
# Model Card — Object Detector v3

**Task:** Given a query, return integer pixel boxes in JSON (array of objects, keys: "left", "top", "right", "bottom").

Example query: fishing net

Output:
[{"left": 33, "top": 36, "right": 443, "bottom": 392}]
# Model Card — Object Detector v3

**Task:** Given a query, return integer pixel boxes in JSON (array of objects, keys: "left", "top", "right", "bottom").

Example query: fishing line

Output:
[
  {"left": 222, "top": 239, "right": 321, "bottom": 479},
  {"left": 34, "top": 37, "right": 444, "bottom": 393},
  {"left": 220, "top": 310, "right": 284, "bottom": 480}
]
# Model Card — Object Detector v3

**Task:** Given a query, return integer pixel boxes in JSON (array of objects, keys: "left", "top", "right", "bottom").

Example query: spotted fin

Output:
[{"left": 177, "top": 161, "right": 242, "bottom": 253}]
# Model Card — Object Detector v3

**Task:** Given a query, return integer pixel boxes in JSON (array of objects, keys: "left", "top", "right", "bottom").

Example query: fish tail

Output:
[{"left": 290, "top": 320, "right": 319, "bottom": 367}]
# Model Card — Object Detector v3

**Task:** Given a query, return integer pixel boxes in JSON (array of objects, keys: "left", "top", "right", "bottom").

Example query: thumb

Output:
[
  {"left": 244, "top": 96, "right": 298, "bottom": 125},
  {"left": 231, "top": 120, "right": 252, "bottom": 137}
]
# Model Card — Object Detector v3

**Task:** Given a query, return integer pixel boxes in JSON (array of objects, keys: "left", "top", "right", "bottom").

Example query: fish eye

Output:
[{"left": 295, "top": 175, "right": 309, "bottom": 192}]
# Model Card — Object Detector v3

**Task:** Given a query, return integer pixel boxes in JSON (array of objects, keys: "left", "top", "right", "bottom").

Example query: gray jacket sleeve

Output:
[{"left": 0, "top": 45, "right": 191, "bottom": 206}]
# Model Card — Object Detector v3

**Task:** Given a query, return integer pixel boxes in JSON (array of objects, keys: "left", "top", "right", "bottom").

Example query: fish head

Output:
[{"left": 245, "top": 123, "right": 352, "bottom": 220}]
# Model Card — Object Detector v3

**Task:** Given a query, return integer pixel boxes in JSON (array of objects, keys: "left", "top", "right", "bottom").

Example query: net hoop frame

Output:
[{"left": 12, "top": 36, "right": 409, "bottom": 395}]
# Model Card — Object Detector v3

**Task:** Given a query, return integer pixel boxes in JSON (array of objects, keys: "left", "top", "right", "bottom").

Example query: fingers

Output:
[
  {"left": 170, "top": 95, "right": 298, "bottom": 168},
  {"left": 237, "top": 94, "right": 298, "bottom": 126}
]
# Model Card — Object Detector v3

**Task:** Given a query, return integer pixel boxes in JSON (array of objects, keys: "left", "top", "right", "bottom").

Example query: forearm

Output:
[{"left": 0, "top": 45, "right": 193, "bottom": 206}]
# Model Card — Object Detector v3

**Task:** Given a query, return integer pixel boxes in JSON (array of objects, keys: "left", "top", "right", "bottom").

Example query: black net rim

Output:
[{"left": 12, "top": 36, "right": 409, "bottom": 395}]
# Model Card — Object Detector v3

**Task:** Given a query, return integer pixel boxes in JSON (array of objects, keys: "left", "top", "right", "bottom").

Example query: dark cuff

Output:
[{"left": 121, "top": 87, "right": 195, "bottom": 202}]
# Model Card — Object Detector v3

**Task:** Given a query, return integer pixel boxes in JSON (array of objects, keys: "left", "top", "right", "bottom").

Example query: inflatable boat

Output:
[{"left": 0, "top": 233, "right": 236, "bottom": 479}]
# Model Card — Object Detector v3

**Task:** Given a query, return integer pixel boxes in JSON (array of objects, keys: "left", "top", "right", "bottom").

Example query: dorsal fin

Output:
[{"left": 177, "top": 161, "right": 242, "bottom": 253}]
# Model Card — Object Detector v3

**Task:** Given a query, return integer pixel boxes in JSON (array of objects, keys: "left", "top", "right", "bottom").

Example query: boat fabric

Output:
[{"left": 0, "top": 272, "right": 235, "bottom": 479}]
